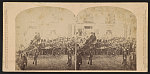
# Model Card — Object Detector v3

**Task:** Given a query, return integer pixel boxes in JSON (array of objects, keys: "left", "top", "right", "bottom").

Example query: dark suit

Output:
[
  {"left": 76, "top": 54, "right": 82, "bottom": 70},
  {"left": 67, "top": 50, "right": 72, "bottom": 67},
  {"left": 88, "top": 52, "right": 93, "bottom": 65},
  {"left": 20, "top": 55, "right": 27, "bottom": 70},
  {"left": 122, "top": 50, "right": 128, "bottom": 69},
  {"left": 33, "top": 52, "right": 38, "bottom": 65}
]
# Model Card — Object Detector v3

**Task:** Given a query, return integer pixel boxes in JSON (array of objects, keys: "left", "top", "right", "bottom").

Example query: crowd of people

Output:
[
  {"left": 95, "top": 37, "right": 136, "bottom": 55},
  {"left": 16, "top": 32, "right": 136, "bottom": 70},
  {"left": 75, "top": 34, "right": 136, "bottom": 70}
]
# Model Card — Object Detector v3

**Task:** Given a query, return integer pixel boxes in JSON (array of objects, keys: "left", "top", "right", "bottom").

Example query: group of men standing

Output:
[
  {"left": 16, "top": 50, "right": 39, "bottom": 70},
  {"left": 16, "top": 32, "right": 136, "bottom": 70},
  {"left": 16, "top": 53, "right": 27, "bottom": 70},
  {"left": 76, "top": 32, "right": 96, "bottom": 70},
  {"left": 122, "top": 48, "right": 136, "bottom": 70}
]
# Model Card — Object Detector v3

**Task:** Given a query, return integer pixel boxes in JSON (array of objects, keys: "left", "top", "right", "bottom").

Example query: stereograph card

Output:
[{"left": 3, "top": 2, "right": 148, "bottom": 72}]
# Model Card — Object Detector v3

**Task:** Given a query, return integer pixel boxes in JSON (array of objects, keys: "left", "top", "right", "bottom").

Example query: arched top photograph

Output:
[{"left": 3, "top": 2, "right": 148, "bottom": 72}]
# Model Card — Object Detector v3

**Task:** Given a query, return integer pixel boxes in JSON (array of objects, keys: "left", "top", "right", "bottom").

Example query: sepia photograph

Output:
[
  {"left": 15, "top": 7, "right": 76, "bottom": 70},
  {"left": 3, "top": 2, "right": 148, "bottom": 72}
]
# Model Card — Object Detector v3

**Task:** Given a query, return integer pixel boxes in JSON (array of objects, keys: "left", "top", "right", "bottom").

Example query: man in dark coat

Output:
[
  {"left": 129, "top": 52, "right": 136, "bottom": 70},
  {"left": 122, "top": 48, "right": 128, "bottom": 70},
  {"left": 18, "top": 53, "right": 27, "bottom": 70},
  {"left": 67, "top": 47, "right": 72, "bottom": 67},
  {"left": 33, "top": 51, "right": 39, "bottom": 66},
  {"left": 76, "top": 52, "right": 82, "bottom": 70},
  {"left": 88, "top": 51, "right": 93, "bottom": 65}
]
